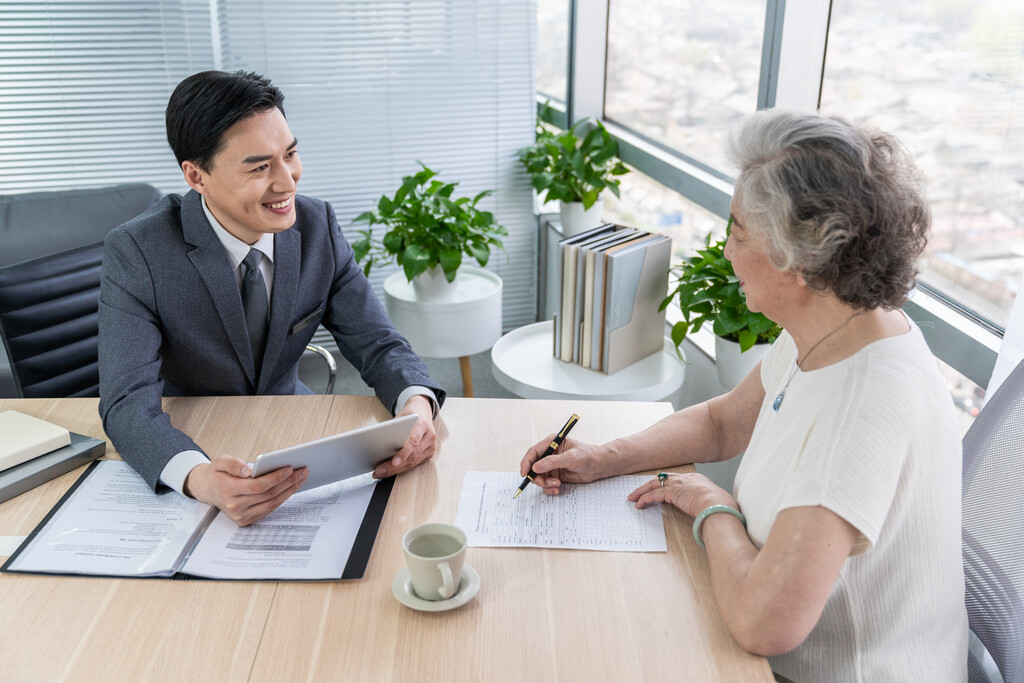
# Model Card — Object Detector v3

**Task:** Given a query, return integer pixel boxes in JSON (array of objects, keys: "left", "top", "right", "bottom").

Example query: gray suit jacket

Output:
[{"left": 98, "top": 190, "right": 445, "bottom": 491}]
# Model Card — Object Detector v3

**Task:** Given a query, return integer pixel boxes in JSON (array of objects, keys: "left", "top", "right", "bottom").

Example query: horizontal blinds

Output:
[
  {"left": 0, "top": 2, "right": 216, "bottom": 194},
  {"left": 219, "top": 0, "right": 538, "bottom": 329},
  {"left": 1, "top": 0, "right": 537, "bottom": 329}
]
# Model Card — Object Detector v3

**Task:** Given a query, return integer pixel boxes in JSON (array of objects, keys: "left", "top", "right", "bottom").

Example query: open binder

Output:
[{"left": 2, "top": 460, "right": 393, "bottom": 581}]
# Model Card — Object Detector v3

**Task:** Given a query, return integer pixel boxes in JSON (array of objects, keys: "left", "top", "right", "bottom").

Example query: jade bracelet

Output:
[{"left": 692, "top": 504, "right": 747, "bottom": 550}]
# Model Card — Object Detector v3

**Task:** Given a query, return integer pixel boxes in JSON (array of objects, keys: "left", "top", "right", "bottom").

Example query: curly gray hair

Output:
[{"left": 727, "top": 109, "right": 930, "bottom": 309}]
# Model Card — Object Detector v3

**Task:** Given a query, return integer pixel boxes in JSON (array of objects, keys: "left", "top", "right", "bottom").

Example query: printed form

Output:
[
  {"left": 183, "top": 473, "right": 376, "bottom": 580},
  {"left": 455, "top": 471, "right": 666, "bottom": 552}
]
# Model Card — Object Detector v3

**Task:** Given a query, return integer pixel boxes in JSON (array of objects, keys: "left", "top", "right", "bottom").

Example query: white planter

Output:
[
  {"left": 715, "top": 335, "right": 770, "bottom": 390},
  {"left": 385, "top": 267, "right": 503, "bottom": 358},
  {"left": 559, "top": 198, "right": 605, "bottom": 237},
  {"left": 411, "top": 266, "right": 455, "bottom": 301}
]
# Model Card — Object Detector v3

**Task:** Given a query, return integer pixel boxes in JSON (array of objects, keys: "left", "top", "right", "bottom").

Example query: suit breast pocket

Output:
[{"left": 290, "top": 304, "right": 325, "bottom": 336}]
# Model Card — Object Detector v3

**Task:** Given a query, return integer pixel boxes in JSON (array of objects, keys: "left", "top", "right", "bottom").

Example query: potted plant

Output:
[
  {"left": 517, "top": 109, "right": 630, "bottom": 236},
  {"left": 352, "top": 164, "right": 507, "bottom": 298},
  {"left": 660, "top": 220, "right": 782, "bottom": 389}
]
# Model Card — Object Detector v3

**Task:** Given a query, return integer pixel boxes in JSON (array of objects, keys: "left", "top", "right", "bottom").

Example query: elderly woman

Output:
[{"left": 520, "top": 109, "right": 968, "bottom": 681}]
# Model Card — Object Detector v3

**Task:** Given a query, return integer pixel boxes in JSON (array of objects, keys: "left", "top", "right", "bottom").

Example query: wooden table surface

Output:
[{"left": 0, "top": 396, "right": 771, "bottom": 682}]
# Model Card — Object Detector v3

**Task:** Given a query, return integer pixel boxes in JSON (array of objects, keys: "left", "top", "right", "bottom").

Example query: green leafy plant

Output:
[
  {"left": 517, "top": 108, "right": 630, "bottom": 210},
  {"left": 660, "top": 220, "right": 782, "bottom": 353},
  {"left": 352, "top": 164, "right": 507, "bottom": 283}
]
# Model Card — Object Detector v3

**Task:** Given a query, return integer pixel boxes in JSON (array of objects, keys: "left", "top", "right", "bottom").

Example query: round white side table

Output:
[
  {"left": 384, "top": 266, "right": 502, "bottom": 397},
  {"left": 490, "top": 320, "right": 686, "bottom": 402}
]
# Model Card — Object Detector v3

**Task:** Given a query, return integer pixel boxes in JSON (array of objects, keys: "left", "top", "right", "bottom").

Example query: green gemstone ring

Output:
[{"left": 658, "top": 472, "right": 669, "bottom": 487}]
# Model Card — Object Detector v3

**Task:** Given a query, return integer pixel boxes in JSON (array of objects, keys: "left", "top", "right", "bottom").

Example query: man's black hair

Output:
[{"left": 165, "top": 70, "right": 285, "bottom": 172}]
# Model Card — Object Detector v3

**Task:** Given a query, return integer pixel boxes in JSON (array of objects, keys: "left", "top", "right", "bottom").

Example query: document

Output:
[
  {"left": 3, "top": 460, "right": 391, "bottom": 581},
  {"left": 184, "top": 475, "right": 376, "bottom": 580},
  {"left": 455, "top": 471, "right": 667, "bottom": 552}
]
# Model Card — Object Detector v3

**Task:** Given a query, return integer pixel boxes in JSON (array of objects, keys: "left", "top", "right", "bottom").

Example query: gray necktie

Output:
[{"left": 241, "top": 248, "right": 269, "bottom": 375}]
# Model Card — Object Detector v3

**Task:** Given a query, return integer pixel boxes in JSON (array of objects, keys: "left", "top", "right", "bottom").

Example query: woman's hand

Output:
[
  {"left": 518, "top": 436, "right": 611, "bottom": 495},
  {"left": 627, "top": 472, "right": 737, "bottom": 517}
]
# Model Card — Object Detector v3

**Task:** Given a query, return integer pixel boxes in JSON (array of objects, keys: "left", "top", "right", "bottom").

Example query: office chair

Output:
[
  {"left": 304, "top": 343, "right": 337, "bottom": 395},
  {"left": 0, "top": 242, "right": 104, "bottom": 397},
  {"left": 963, "top": 357, "right": 1024, "bottom": 683},
  {"left": 0, "top": 242, "right": 337, "bottom": 398}
]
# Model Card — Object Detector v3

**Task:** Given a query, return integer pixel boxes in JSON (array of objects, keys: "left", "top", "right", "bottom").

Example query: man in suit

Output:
[{"left": 98, "top": 70, "right": 445, "bottom": 525}]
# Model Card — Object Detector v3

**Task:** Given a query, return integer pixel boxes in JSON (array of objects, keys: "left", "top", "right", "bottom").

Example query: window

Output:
[
  {"left": 553, "top": 0, "right": 1003, "bottom": 389},
  {"left": 604, "top": 0, "right": 767, "bottom": 173},
  {"left": 1, "top": 1, "right": 539, "bottom": 330},
  {"left": 820, "top": 0, "right": 1024, "bottom": 327},
  {"left": 215, "top": 1, "right": 539, "bottom": 328},
  {"left": 537, "top": 0, "right": 570, "bottom": 103},
  {"left": 603, "top": 166, "right": 726, "bottom": 262},
  {"left": 0, "top": 1, "right": 215, "bottom": 194},
  {"left": 937, "top": 358, "right": 986, "bottom": 433}
]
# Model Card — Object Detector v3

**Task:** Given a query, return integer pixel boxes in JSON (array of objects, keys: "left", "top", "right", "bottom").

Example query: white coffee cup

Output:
[{"left": 402, "top": 523, "right": 467, "bottom": 601}]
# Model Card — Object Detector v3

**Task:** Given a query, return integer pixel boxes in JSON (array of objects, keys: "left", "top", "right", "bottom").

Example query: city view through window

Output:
[
  {"left": 536, "top": 0, "right": 568, "bottom": 103},
  {"left": 602, "top": 0, "right": 763, "bottom": 260},
  {"left": 535, "top": 0, "right": 1010, "bottom": 426},
  {"left": 821, "top": 0, "right": 1023, "bottom": 329},
  {"left": 540, "top": 0, "right": 1022, "bottom": 331},
  {"left": 605, "top": 0, "right": 765, "bottom": 174}
]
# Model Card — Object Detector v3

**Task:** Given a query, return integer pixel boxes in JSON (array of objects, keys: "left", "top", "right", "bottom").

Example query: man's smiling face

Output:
[{"left": 183, "top": 107, "right": 302, "bottom": 245}]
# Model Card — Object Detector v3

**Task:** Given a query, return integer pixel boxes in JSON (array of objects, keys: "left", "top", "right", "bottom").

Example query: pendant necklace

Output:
[{"left": 773, "top": 310, "right": 865, "bottom": 412}]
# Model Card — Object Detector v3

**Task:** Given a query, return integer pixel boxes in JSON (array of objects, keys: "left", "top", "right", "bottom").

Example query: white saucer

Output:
[{"left": 392, "top": 564, "right": 480, "bottom": 612}]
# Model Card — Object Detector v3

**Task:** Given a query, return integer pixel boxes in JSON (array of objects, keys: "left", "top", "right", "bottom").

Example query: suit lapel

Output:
[
  {"left": 181, "top": 191, "right": 258, "bottom": 388},
  {"left": 259, "top": 227, "right": 300, "bottom": 393}
]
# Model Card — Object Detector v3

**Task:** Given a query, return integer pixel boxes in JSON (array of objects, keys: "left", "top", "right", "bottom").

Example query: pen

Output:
[{"left": 513, "top": 413, "right": 580, "bottom": 499}]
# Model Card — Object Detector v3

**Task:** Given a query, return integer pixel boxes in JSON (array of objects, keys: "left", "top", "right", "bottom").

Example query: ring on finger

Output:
[{"left": 658, "top": 472, "right": 669, "bottom": 487}]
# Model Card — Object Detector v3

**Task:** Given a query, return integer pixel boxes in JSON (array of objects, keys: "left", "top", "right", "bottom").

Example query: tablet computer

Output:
[{"left": 250, "top": 414, "right": 418, "bottom": 490}]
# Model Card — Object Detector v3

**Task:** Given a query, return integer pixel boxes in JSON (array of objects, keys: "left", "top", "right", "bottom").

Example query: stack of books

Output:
[
  {"left": 0, "top": 410, "right": 105, "bottom": 503},
  {"left": 553, "top": 224, "right": 672, "bottom": 374}
]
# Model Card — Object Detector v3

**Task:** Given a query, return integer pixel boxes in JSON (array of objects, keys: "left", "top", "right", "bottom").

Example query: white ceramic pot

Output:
[
  {"left": 715, "top": 335, "right": 770, "bottom": 390},
  {"left": 411, "top": 266, "right": 455, "bottom": 300},
  {"left": 559, "top": 198, "right": 605, "bottom": 237}
]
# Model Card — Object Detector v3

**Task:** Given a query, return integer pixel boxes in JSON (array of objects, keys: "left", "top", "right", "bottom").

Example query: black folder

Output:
[{"left": 2, "top": 460, "right": 394, "bottom": 582}]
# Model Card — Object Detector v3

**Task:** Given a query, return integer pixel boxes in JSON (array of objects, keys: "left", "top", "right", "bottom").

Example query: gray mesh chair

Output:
[{"left": 963, "top": 357, "right": 1024, "bottom": 683}]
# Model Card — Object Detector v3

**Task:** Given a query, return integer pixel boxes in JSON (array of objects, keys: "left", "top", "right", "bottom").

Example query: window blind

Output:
[
  {"left": 0, "top": 1, "right": 216, "bottom": 194},
  {"left": 216, "top": 0, "right": 538, "bottom": 329},
  {"left": 0, "top": 0, "right": 538, "bottom": 329}
]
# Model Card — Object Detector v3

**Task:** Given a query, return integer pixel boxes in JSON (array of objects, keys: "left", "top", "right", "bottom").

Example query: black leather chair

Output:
[
  {"left": 0, "top": 242, "right": 337, "bottom": 398},
  {"left": 0, "top": 183, "right": 162, "bottom": 396},
  {"left": 0, "top": 242, "right": 104, "bottom": 397}
]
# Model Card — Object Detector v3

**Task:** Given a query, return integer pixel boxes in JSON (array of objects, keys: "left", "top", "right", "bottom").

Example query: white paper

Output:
[
  {"left": 456, "top": 471, "right": 667, "bottom": 552},
  {"left": 182, "top": 473, "right": 378, "bottom": 580},
  {"left": 7, "top": 460, "right": 212, "bottom": 576}
]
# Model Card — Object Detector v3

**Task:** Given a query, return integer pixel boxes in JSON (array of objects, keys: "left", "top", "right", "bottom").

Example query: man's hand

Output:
[
  {"left": 184, "top": 455, "right": 308, "bottom": 526},
  {"left": 373, "top": 395, "right": 437, "bottom": 478}
]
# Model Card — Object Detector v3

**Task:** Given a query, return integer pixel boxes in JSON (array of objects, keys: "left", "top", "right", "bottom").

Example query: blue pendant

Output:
[{"left": 772, "top": 390, "right": 785, "bottom": 411}]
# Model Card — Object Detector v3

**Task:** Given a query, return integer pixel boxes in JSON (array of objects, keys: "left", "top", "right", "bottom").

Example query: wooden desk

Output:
[{"left": 0, "top": 396, "right": 771, "bottom": 682}]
